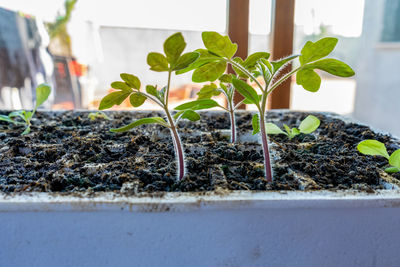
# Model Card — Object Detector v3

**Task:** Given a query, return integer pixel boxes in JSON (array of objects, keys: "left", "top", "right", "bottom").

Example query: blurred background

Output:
[{"left": 0, "top": 0, "right": 399, "bottom": 135}]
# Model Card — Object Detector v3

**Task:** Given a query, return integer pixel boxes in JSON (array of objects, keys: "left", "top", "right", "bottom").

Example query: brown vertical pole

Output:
[
  {"left": 228, "top": 0, "right": 249, "bottom": 109},
  {"left": 268, "top": 0, "right": 295, "bottom": 109}
]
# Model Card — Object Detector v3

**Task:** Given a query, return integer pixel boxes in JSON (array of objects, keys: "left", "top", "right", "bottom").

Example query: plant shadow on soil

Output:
[{"left": 0, "top": 110, "right": 399, "bottom": 194}]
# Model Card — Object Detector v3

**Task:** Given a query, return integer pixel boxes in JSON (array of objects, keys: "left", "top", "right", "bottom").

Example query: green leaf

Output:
[
  {"left": 174, "top": 52, "right": 199, "bottom": 71},
  {"left": 201, "top": 31, "right": 237, "bottom": 59},
  {"left": 164, "top": 32, "right": 186, "bottom": 65},
  {"left": 23, "top": 111, "right": 33, "bottom": 121},
  {"left": 175, "top": 99, "right": 220, "bottom": 111},
  {"left": 110, "top": 117, "right": 169, "bottom": 132},
  {"left": 147, "top": 52, "right": 169, "bottom": 72},
  {"left": 291, "top": 127, "right": 300, "bottom": 137},
  {"left": 385, "top": 166, "right": 400, "bottom": 173},
  {"left": 252, "top": 114, "right": 260, "bottom": 135},
  {"left": 283, "top": 124, "right": 292, "bottom": 135},
  {"left": 99, "top": 91, "right": 131, "bottom": 110},
  {"left": 243, "top": 94, "right": 262, "bottom": 105},
  {"left": 179, "top": 110, "right": 200, "bottom": 121},
  {"left": 0, "top": 115, "right": 16, "bottom": 124},
  {"left": 146, "top": 85, "right": 158, "bottom": 97},
  {"left": 176, "top": 49, "right": 220, "bottom": 75},
  {"left": 299, "top": 115, "right": 320, "bottom": 134},
  {"left": 35, "top": 83, "right": 51, "bottom": 109},
  {"left": 22, "top": 126, "right": 31, "bottom": 135},
  {"left": 389, "top": 149, "right": 400, "bottom": 169},
  {"left": 197, "top": 83, "right": 220, "bottom": 99},
  {"left": 243, "top": 52, "right": 270, "bottom": 68},
  {"left": 296, "top": 69, "right": 321, "bottom": 92},
  {"left": 232, "top": 57, "right": 248, "bottom": 78},
  {"left": 129, "top": 93, "right": 147, "bottom": 107},
  {"left": 120, "top": 73, "right": 141, "bottom": 89},
  {"left": 357, "top": 140, "right": 390, "bottom": 159},
  {"left": 219, "top": 74, "right": 234, "bottom": 83},
  {"left": 271, "top": 55, "right": 299, "bottom": 73},
  {"left": 300, "top": 37, "right": 338, "bottom": 65},
  {"left": 307, "top": 59, "right": 355, "bottom": 77},
  {"left": 266, "top": 123, "right": 286, "bottom": 135},
  {"left": 192, "top": 61, "right": 227, "bottom": 82},
  {"left": 111, "top": 81, "right": 133, "bottom": 92},
  {"left": 8, "top": 111, "right": 25, "bottom": 120},
  {"left": 232, "top": 78, "right": 259, "bottom": 106}
]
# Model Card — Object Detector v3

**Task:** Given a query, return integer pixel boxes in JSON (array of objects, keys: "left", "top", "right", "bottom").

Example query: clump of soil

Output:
[{"left": 0, "top": 110, "right": 399, "bottom": 194}]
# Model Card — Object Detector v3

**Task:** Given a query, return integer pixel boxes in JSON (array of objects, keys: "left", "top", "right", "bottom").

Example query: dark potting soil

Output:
[{"left": 0, "top": 110, "right": 399, "bottom": 194}]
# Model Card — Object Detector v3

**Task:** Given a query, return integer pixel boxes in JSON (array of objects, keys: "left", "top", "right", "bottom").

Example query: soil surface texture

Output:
[{"left": 0, "top": 110, "right": 399, "bottom": 194}]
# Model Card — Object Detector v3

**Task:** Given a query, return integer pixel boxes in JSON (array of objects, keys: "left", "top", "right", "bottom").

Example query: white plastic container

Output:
[{"left": 1, "top": 190, "right": 400, "bottom": 267}]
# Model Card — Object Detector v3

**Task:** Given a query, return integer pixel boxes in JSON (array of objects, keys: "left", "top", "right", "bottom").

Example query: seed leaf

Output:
[
  {"left": 357, "top": 140, "right": 390, "bottom": 159},
  {"left": 0, "top": 115, "right": 15, "bottom": 124},
  {"left": 179, "top": 110, "right": 200, "bottom": 121},
  {"left": 147, "top": 52, "right": 169, "bottom": 72},
  {"left": 252, "top": 114, "right": 260, "bottom": 135},
  {"left": 389, "top": 149, "right": 400, "bottom": 169},
  {"left": 35, "top": 83, "right": 51, "bottom": 109},
  {"left": 300, "top": 37, "right": 338, "bottom": 65},
  {"left": 202, "top": 31, "right": 237, "bottom": 59},
  {"left": 296, "top": 69, "right": 321, "bottom": 92},
  {"left": 385, "top": 166, "right": 400, "bottom": 173},
  {"left": 266, "top": 123, "right": 286, "bottom": 135},
  {"left": 174, "top": 52, "right": 199, "bottom": 71},
  {"left": 175, "top": 99, "right": 220, "bottom": 111},
  {"left": 243, "top": 94, "right": 262, "bottom": 105},
  {"left": 197, "top": 83, "right": 220, "bottom": 99},
  {"left": 120, "top": 73, "right": 141, "bottom": 89},
  {"left": 110, "top": 117, "right": 169, "bottom": 132},
  {"left": 307, "top": 59, "right": 355, "bottom": 77},
  {"left": 99, "top": 91, "right": 131, "bottom": 110},
  {"left": 232, "top": 78, "right": 259, "bottom": 106},
  {"left": 299, "top": 115, "right": 320, "bottom": 134},
  {"left": 129, "top": 93, "right": 147, "bottom": 107},
  {"left": 164, "top": 32, "right": 186, "bottom": 66},
  {"left": 192, "top": 61, "right": 227, "bottom": 82}
]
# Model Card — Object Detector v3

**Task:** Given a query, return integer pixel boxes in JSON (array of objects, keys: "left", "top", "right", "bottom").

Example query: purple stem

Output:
[
  {"left": 170, "top": 125, "right": 185, "bottom": 180},
  {"left": 229, "top": 108, "right": 236, "bottom": 143},
  {"left": 259, "top": 112, "right": 273, "bottom": 182}
]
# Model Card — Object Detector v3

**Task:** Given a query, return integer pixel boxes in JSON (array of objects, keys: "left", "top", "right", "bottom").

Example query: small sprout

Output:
[
  {"left": 0, "top": 84, "right": 51, "bottom": 135},
  {"left": 256, "top": 115, "right": 320, "bottom": 139},
  {"left": 99, "top": 32, "right": 200, "bottom": 180},
  {"left": 88, "top": 111, "right": 111, "bottom": 121},
  {"left": 357, "top": 140, "right": 400, "bottom": 173}
]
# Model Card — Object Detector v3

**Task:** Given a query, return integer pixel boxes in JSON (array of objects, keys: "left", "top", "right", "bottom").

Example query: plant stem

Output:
[
  {"left": 228, "top": 59, "right": 265, "bottom": 92},
  {"left": 228, "top": 101, "right": 236, "bottom": 143},
  {"left": 259, "top": 110, "right": 273, "bottom": 182},
  {"left": 267, "top": 67, "right": 300, "bottom": 95},
  {"left": 165, "top": 109, "right": 185, "bottom": 180}
]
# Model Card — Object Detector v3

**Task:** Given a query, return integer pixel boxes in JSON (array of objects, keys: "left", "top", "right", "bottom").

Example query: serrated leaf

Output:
[
  {"left": 35, "top": 83, "right": 51, "bottom": 109},
  {"left": 179, "top": 110, "right": 200, "bottom": 121},
  {"left": 197, "top": 83, "right": 220, "bottom": 99},
  {"left": 175, "top": 99, "right": 220, "bottom": 111},
  {"left": 299, "top": 115, "right": 320, "bottom": 134},
  {"left": 111, "top": 81, "right": 133, "bottom": 92},
  {"left": 300, "top": 37, "right": 338, "bottom": 65},
  {"left": 192, "top": 61, "right": 227, "bottom": 82},
  {"left": 176, "top": 49, "right": 220, "bottom": 75},
  {"left": 252, "top": 114, "right": 260, "bottom": 135},
  {"left": 243, "top": 52, "right": 270, "bottom": 68},
  {"left": 110, "top": 117, "right": 169, "bottom": 132},
  {"left": 129, "top": 93, "right": 147, "bottom": 107},
  {"left": 389, "top": 149, "right": 400, "bottom": 169},
  {"left": 146, "top": 85, "right": 158, "bottom": 97},
  {"left": 99, "top": 91, "right": 131, "bottom": 110},
  {"left": 307, "top": 58, "right": 355, "bottom": 77},
  {"left": 232, "top": 57, "right": 248, "bottom": 78},
  {"left": 164, "top": 32, "right": 186, "bottom": 65},
  {"left": 266, "top": 123, "right": 286, "bottom": 135},
  {"left": 120, "top": 73, "right": 141, "bottom": 89},
  {"left": 147, "top": 52, "right": 169, "bottom": 72},
  {"left": 357, "top": 140, "right": 390, "bottom": 159},
  {"left": 296, "top": 69, "right": 321, "bottom": 92},
  {"left": 232, "top": 78, "right": 259, "bottom": 105},
  {"left": 202, "top": 31, "right": 237, "bottom": 59},
  {"left": 174, "top": 52, "right": 199, "bottom": 71},
  {"left": 271, "top": 55, "right": 299, "bottom": 73}
]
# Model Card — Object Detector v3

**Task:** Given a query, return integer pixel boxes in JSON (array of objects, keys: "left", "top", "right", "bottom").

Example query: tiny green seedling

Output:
[
  {"left": 181, "top": 31, "right": 354, "bottom": 181},
  {"left": 253, "top": 114, "right": 320, "bottom": 139},
  {"left": 357, "top": 140, "right": 400, "bottom": 173},
  {"left": 88, "top": 111, "right": 111, "bottom": 121},
  {"left": 175, "top": 73, "right": 240, "bottom": 143},
  {"left": 99, "top": 33, "right": 200, "bottom": 180},
  {"left": 0, "top": 84, "right": 51, "bottom": 135}
]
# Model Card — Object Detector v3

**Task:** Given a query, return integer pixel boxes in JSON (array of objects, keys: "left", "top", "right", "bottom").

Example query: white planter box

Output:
[{"left": 1, "top": 190, "right": 400, "bottom": 267}]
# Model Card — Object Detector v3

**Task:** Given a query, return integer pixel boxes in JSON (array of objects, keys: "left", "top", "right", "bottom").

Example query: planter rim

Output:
[{"left": 1, "top": 190, "right": 400, "bottom": 212}]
